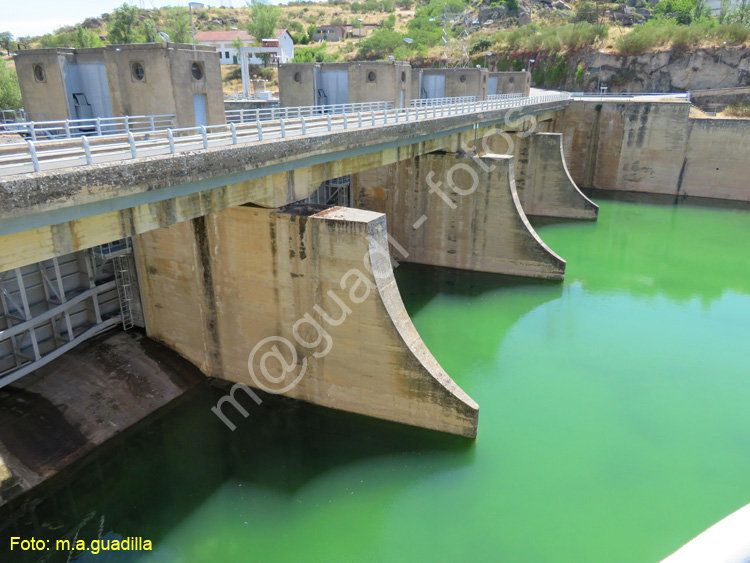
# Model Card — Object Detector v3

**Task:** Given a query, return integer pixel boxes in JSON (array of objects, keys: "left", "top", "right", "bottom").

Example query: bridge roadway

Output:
[{"left": 0, "top": 94, "right": 570, "bottom": 273}]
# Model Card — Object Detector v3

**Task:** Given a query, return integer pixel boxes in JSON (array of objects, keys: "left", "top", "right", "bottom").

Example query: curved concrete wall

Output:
[
  {"left": 353, "top": 152, "right": 566, "bottom": 280},
  {"left": 135, "top": 204, "right": 479, "bottom": 437}
]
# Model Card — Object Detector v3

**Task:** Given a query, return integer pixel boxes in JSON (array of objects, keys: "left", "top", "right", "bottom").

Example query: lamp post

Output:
[
  {"left": 357, "top": 17, "right": 363, "bottom": 46},
  {"left": 719, "top": 40, "right": 728, "bottom": 65},
  {"left": 402, "top": 37, "right": 413, "bottom": 64},
  {"left": 484, "top": 51, "right": 493, "bottom": 69},
  {"left": 528, "top": 58, "right": 536, "bottom": 73},
  {"left": 189, "top": 2, "right": 204, "bottom": 50}
]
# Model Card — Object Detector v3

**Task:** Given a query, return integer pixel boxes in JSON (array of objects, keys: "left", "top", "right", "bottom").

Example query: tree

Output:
[
  {"left": 357, "top": 29, "right": 403, "bottom": 60},
  {"left": 382, "top": 14, "right": 397, "bottom": 31},
  {"left": 74, "top": 25, "right": 104, "bottom": 48},
  {"left": 247, "top": 0, "right": 281, "bottom": 65},
  {"left": 0, "top": 58, "right": 22, "bottom": 111},
  {"left": 692, "top": 0, "right": 711, "bottom": 20},
  {"left": 16, "top": 36, "right": 32, "bottom": 50},
  {"left": 232, "top": 36, "right": 243, "bottom": 63},
  {"left": 0, "top": 32, "right": 13, "bottom": 56},
  {"left": 142, "top": 18, "right": 158, "bottom": 43},
  {"left": 163, "top": 7, "right": 191, "bottom": 44},
  {"left": 108, "top": 4, "right": 143, "bottom": 44}
]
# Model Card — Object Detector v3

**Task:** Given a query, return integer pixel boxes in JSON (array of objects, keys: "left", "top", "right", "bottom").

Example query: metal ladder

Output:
[{"left": 113, "top": 254, "right": 134, "bottom": 330}]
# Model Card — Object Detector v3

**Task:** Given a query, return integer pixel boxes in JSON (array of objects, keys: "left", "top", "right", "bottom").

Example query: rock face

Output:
[
  {"left": 81, "top": 17, "right": 103, "bottom": 29},
  {"left": 535, "top": 47, "right": 750, "bottom": 92}
]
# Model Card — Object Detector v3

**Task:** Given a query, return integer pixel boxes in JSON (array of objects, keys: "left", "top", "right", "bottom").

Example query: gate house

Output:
[
  {"left": 279, "top": 62, "right": 412, "bottom": 109},
  {"left": 15, "top": 43, "right": 225, "bottom": 128},
  {"left": 412, "top": 68, "right": 489, "bottom": 101}
]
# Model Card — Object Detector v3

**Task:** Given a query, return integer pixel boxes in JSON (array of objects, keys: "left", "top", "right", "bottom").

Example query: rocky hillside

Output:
[{"left": 568, "top": 47, "right": 750, "bottom": 92}]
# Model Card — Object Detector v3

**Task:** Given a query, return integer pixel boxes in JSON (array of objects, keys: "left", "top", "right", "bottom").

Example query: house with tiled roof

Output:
[{"left": 195, "top": 29, "right": 294, "bottom": 65}]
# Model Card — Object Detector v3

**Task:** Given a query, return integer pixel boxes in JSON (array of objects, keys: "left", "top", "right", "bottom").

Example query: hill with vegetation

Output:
[{"left": 1, "top": 0, "right": 749, "bottom": 108}]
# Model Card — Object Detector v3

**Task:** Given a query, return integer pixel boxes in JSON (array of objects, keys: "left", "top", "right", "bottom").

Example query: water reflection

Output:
[{"left": 0, "top": 383, "right": 473, "bottom": 563}]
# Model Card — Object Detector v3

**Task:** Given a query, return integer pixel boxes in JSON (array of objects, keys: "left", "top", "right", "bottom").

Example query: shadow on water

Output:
[
  {"left": 584, "top": 188, "right": 750, "bottom": 211},
  {"left": 0, "top": 380, "right": 474, "bottom": 563},
  {"left": 393, "top": 262, "right": 564, "bottom": 319}
]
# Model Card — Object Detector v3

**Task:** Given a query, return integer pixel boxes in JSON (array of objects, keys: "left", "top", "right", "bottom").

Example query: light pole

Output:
[
  {"left": 528, "top": 58, "right": 536, "bottom": 73},
  {"left": 357, "top": 17, "right": 363, "bottom": 46},
  {"left": 189, "top": 2, "right": 204, "bottom": 50},
  {"left": 402, "top": 37, "right": 413, "bottom": 64},
  {"left": 719, "top": 40, "right": 727, "bottom": 65},
  {"left": 484, "top": 51, "right": 492, "bottom": 69}
]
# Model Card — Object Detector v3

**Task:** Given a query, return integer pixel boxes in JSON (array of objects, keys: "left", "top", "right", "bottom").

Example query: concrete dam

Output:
[{"left": 1, "top": 44, "right": 749, "bottom": 562}]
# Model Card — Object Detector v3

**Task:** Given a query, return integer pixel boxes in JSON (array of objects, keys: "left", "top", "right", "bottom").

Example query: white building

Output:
[
  {"left": 707, "top": 0, "right": 741, "bottom": 15},
  {"left": 195, "top": 29, "right": 294, "bottom": 65}
]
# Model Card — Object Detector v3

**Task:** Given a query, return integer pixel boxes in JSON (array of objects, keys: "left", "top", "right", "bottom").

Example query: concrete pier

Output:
[
  {"left": 135, "top": 204, "right": 479, "bottom": 438},
  {"left": 353, "top": 152, "right": 566, "bottom": 280},
  {"left": 515, "top": 133, "right": 599, "bottom": 220}
]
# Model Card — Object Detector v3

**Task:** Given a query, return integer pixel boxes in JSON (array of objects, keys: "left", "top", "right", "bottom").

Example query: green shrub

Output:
[
  {"left": 494, "top": 22, "right": 607, "bottom": 52},
  {"left": 292, "top": 43, "right": 337, "bottom": 62},
  {"left": 470, "top": 36, "right": 492, "bottom": 54},
  {"left": 574, "top": 2, "right": 598, "bottom": 23},
  {"left": 575, "top": 62, "right": 586, "bottom": 84},
  {"left": 724, "top": 101, "right": 750, "bottom": 117},
  {"left": 710, "top": 22, "right": 750, "bottom": 43},
  {"left": 614, "top": 19, "right": 676, "bottom": 54},
  {"left": 670, "top": 23, "right": 708, "bottom": 49}
]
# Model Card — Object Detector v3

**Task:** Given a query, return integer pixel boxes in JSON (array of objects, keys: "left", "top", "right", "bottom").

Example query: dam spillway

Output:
[{"left": 1, "top": 194, "right": 749, "bottom": 562}]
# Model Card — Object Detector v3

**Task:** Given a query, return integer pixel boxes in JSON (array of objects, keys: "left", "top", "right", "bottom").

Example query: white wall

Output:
[
  {"left": 707, "top": 0, "right": 740, "bottom": 14},
  {"left": 201, "top": 40, "right": 254, "bottom": 65},
  {"left": 278, "top": 32, "right": 295, "bottom": 63}
]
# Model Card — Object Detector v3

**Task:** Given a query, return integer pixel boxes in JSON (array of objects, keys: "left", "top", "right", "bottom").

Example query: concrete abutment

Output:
[{"left": 135, "top": 204, "right": 479, "bottom": 438}]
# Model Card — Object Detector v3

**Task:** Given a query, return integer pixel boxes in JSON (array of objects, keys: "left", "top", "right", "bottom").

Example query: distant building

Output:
[
  {"left": 14, "top": 43, "right": 225, "bottom": 127},
  {"left": 343, "top": 23, "right": 380, "bottom": 38},
  {"left": 195, "top": 29, "right": 294, "bottom": 65},
  {"left": 312, "top": 25, "right": 347, "bottom": 43}
]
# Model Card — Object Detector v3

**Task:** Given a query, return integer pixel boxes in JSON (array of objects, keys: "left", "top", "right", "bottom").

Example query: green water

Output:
[{"left": 3, "top": 197, "right": 750, "bottom": 562}]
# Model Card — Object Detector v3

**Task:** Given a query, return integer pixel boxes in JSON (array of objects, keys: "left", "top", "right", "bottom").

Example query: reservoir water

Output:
[{"left": 2, "top": 195, "right": 749, "bottom": 562}]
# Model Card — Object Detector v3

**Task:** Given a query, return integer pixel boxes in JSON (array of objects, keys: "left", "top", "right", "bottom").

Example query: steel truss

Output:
[
  {"left": 0, "top": 239, "right": 137, "bottom": 388},
  {"left": 307, "top": 175, "right": 352, "bottom": 208}
]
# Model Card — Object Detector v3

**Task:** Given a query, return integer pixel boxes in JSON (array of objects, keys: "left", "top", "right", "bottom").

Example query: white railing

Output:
[
  {"left": 0, "top": 114, "right": 176, "bottom": 141},
  {"left": 487, "top": 93, "right": 524, "bottom": 101},
  {"left": 411, "top": 96, "right": 478, "bottom": 108},
  {"left": 0, "top": 109, "right": 28, "bottom": 124},
  {"left": 0, "top": 94, "right": 571, "bottom": 176},
  {"left": 225, "top": 101, "right": 393, "bottom": 124},
  {"left": 571, "top": 92, "right": 690, "bottom": 100}
]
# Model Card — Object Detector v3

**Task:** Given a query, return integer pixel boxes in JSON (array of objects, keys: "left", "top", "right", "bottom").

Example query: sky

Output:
[{"left": 4, "top": 1, "right": 287, "bottom": 38}]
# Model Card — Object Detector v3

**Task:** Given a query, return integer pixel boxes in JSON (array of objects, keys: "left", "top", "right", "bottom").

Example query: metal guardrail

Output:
[
  {"left": 0, "top": 94, "right": 571, "bottom": 176},
  {"left": 571, "top": 92, "right": 691, "bottom": 100},
  {"left": 0, "top": 114, "right": 176, "bottom": 141},
  {"left": 411, "top": 96, "right": 478, "bottom": 108},
  {"left": 0, "top": 109, "right": 28, "bottom": 125},
  {"left": 487, "top": 93, "right": 524, "bottom": 101},
  {"left": 225, "top": 101, "right": 393, "bottom": 124}
]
